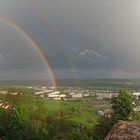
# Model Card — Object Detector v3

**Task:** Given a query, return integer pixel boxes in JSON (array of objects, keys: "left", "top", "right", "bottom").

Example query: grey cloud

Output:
[
  {"left": 0, "top": 0, "right": 140, "bottom": 79},
  {"left": 0, "top": 22, "right": 46, "bottom": 71}
]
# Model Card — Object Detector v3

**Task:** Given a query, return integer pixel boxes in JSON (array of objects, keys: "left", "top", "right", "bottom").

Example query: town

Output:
[
  {"left": 32, "top": 86, "right": 140, "bottom": 101},
  {"left": 0, "top": 85, "right": 140, "bottom": 117},
  {"left": 0, "top": 86, "right": 140, "bottom": 101}
]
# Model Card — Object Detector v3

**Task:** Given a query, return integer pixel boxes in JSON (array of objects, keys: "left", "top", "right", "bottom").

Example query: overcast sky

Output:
[{"left": 0, "top": 0, "right": 140, "bottom": 80}]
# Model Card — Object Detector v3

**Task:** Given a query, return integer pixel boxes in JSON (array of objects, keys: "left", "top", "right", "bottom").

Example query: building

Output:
[
  {"left": 72, "top": 93, "right": 83, "bottom": 98},
  {"left": 96, "top": 92, "right": 118, "bottom": 99},
  {"left": 132, "top": 92, "right": 140, "bottom": 100}
]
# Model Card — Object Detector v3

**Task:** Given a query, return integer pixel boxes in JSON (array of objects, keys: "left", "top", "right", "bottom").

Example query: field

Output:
[
  {"left": 17, "top": 96, "right": 99, "bottom": 128},
  {"left": 58, "top": 79, "right": 140, "bottom": 91},
  {"left": 0, "top": 92, "right": 101, "bottom": 139}
]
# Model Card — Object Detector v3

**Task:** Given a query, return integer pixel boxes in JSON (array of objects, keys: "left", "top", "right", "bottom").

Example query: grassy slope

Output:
[
  {"left": 16, "top": 96, "right": 99, "bottom": 128},
  {"left": 0, "top": 86, "right": 99, "bottom": 128}
]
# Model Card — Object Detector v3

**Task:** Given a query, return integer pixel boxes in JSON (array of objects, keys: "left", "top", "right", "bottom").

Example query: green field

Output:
[
  {"left": 0, "top": 92, "right": 101, "bottom": 139},
  {"left": 18, "top": 96, "right": 99, "bottom": 128}
]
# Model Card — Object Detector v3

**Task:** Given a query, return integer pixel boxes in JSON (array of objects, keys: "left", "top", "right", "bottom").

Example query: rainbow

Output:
[
  {"left": 0, "top": 17, "right": 58, "bottom": 89},
  {"left": 30, "top": 0, "right": 80, "bottom": 84}
]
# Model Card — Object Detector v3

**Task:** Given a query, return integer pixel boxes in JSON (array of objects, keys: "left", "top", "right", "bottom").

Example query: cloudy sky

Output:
[{"left": 0, "top": 0, "right": 140, "bottom": 80}]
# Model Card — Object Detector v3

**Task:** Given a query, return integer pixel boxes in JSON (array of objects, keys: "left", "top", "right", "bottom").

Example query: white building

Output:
[
  {"left": 59, "top": 94, "right": 66, "bottom": 98},
  {"left": 48, "top": 93, "right": 66, "bottom": 100},
  {"left": 96, "top": 92, "right": 118, "bottom": 99},
  {"left": 132, "top": 92, "right": 140, "bottom": 100},
  {"left": 48, "top": 94, "right": 60, "bottom": 98},
  {"left": 72, "top": 93, "right": 83, "bottom": 98},
  {"left": 10, "top": 92, "right": 18, "bottom": 95},
  {"left": 0, "top": 90, "right": 8, "bottom": 94}
]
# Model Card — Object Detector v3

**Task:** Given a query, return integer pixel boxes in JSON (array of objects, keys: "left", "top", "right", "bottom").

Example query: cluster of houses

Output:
[
  {"left": 0, "top": 90, "right": 8, "bottom": 95},
  {"left": 33, "top": 86, "right": 140, "bottom": 101},
  {"left": 95, "top": 92, "right": 118, "bottom": 99},
  {"left": 35, "top": 90, "right": 66, "bottom": 100},
  {"left": 1, "top": 86, "right": 140, "bottom": 118},
  {"left": 95, "top": 91, "right": 140, "bottom": 100},
  {"left": 132, "top": 92, "right": 140, "bottom": 100},
  {"left": 98, "top": 110, "right": 112, "bottom": 118},
  {"left": 1, "top": 86, "right": 140, "bottom": 101},
  {"left": 34, "top": 87, "right": 91, "bottom": 100},
  {"left": 97, "top": 91, "right": 140, "bottom": 118},
  {"left": 0, "top": 90, "right": 19, "bottom": 95},
  {"left": 0, "top": 100, "right": 12, "bottom": 110}
]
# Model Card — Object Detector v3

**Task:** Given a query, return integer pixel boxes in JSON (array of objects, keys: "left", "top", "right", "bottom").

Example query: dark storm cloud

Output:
[
  {"left": 0, "top": 22, "right": 46, "bottom": 70},
  {"left": 0, "top": 0, "right": 140, "bottom": 79}
]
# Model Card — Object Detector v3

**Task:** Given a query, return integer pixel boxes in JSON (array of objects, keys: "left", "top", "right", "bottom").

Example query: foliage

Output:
[
  {"left": 92, "top": 117, "right": 113, "bottom": 140},
  {"left": 131, "top": 112, "right": 140, "bottom": 121},
  {"left": 111, "top": 90, "right": 134, "bottom": 121},
  {"left": 7, "top": 106, "right": 24, "bottom": 140},
  {"left": 0, "top": 93, "right": 99, "bottom": 140}
]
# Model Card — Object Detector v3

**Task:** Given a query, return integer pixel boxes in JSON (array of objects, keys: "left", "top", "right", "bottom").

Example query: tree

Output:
[
  {"left": 8, "top": 106, "right": 24, "bottom": 140},
  {"left": 111, "top": 90, "right": 134, "bottom": 121}
]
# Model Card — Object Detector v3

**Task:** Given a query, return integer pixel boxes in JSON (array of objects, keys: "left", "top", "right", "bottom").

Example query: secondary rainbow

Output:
[{"left": 30, "top": 0, "right": 80, "bottom": 84}]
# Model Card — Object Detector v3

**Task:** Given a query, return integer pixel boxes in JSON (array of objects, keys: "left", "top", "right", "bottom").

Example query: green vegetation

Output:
[
  {"left": 111, "top": 90, "right": 134, "bottom": 121},
  {"left": 57, "top": 79, "right": 140, "bottom": 91},
  {"left": 92, "top": 90, "right": 137, "bottom": 140},
  {"left": 0, "top": 92, "right": 99, "bottom": 140},
  {"left": 0, "top": 86, "right": 139, "bottom": 140}
]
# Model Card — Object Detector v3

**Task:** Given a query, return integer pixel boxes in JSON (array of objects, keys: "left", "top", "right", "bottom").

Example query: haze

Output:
[{"left": 0, "top": 0, "right": 140, "bottom": 80}]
